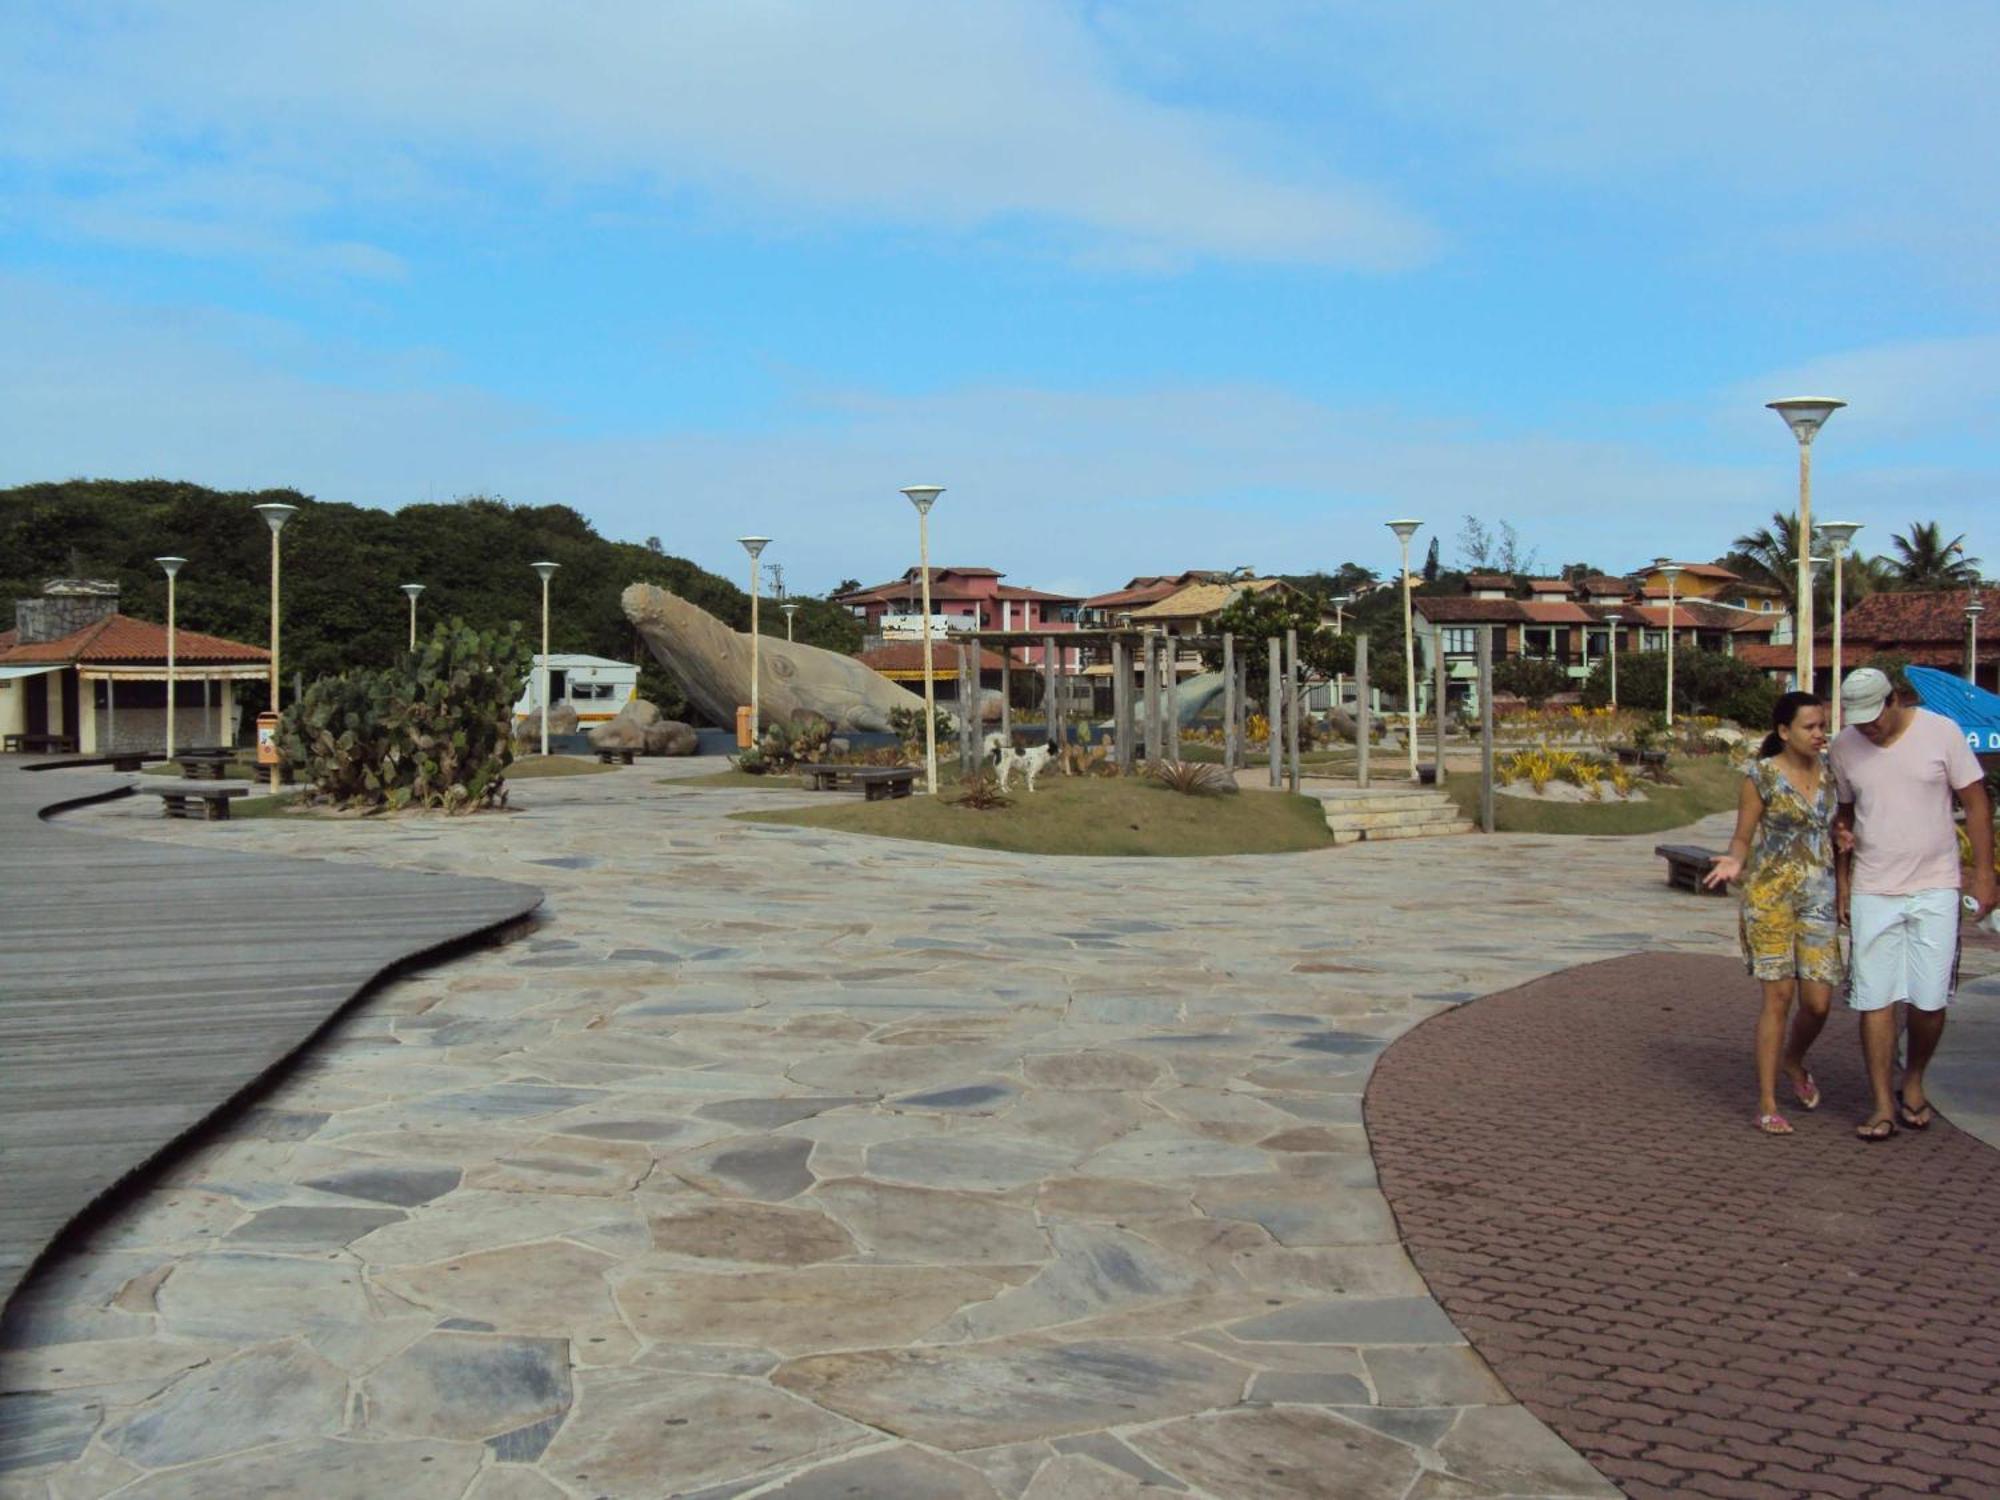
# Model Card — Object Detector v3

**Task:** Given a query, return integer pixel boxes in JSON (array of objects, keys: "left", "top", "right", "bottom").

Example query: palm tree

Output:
[
  {"left": 1729, "top": 511, "right": 1809, "bottom": 612},
  {"left": 1889, "top": 521, "right": 1982, "bottom": 590}
]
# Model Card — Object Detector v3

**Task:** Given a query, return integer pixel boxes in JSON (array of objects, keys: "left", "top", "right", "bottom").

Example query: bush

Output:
[
  {"left": 1148, "top": 759, "right": 1235, "bottom": 796},
  {"left": 1580, "top": 648, "right": 1775, "bottom": 726},
  {"left": 1493, "top": 656, "right": 1570, "bottom": 706},
  {"left": 280, "top": 619, "right": 527, "bottom": 813}
]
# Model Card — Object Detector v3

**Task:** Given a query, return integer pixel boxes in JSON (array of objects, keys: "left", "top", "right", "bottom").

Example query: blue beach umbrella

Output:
[{"left": 1905, "top": 666, "right": 2000, "bottom": 755}]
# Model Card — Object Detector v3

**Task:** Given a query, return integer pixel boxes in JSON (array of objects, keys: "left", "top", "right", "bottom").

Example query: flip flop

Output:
[
  {"left": 1896, "top": 1091, "right": 1935, "bottom": 1131},
  {"left": 1855, "top": 1116, "right": 1897, "bottom": 1142},
  {"left": 1755, "top": 1113, "right": 1793, "bottom": 1136},
  {"left": 1789, "top": 1070, "right": 1822, "bottom": 1111}
]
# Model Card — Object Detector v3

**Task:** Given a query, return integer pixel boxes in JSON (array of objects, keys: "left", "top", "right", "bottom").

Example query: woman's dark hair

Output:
[{"left": 1760, "top": 691, "right": 1825, "bottom": 758}]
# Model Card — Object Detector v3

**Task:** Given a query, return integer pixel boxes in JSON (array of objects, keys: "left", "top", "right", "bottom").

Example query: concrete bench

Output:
[
  {"left": 4, "top": 734, "right": 77, "bottom": 755},
  {"left": 1655, "top": 843, "right": 1728, "bottom": 895},
  {"left": 595, "top": 748, "right": 636, "bottom": 765},
  {"left": 796, "top": 762, "right": 854, "bottom": 791},
  {"left": 854, "top": 768, "right": 916, "bottom": 802},
  {"left": 153, "top": 787, "right": 250, "bottom": 821}
]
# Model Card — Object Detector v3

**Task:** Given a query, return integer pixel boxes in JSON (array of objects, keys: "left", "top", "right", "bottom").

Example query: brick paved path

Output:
[{"left": 1369, "top": 951, "right": 2000, "bottom": 1500}]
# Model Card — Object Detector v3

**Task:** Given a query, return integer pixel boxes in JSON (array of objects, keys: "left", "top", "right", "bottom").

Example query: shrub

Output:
[
  {"left": 1493, "top": 656, "right": 1570, "bottom": 706},
  {"left": 280, "top": 619, "right": 526, "bottom": 813},
  {"left": 1580, "top": 647, "right": 1775, "bottom": 726},
  {"left": 1149, "top": 759, "right": 1234, "bottom": 796},
  {"left": 757, "top": 712, "right": 832, "bottom": 771},
  {"left": 888, "top": 705, "right": 952, "bottom": 755},
  {"left": 951, "top": 770, "right": 1012, "bottom": 810}
]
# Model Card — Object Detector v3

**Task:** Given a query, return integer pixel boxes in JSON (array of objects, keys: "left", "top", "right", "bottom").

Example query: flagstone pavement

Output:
[{"left": 0, "top": 762, "right": 1946, "bottom": 1500}]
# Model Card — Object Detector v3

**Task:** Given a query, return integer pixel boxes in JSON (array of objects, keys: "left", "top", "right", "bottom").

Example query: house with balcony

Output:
[
  {"left": 1078, "top": 571, "right": 1230, "bottom": 626},
  {"left": 834, "top": 567, "right": 1085, "bottom": 668},
  {"left": 1738, "top": 585, "right": 2000, "bottom": 697},
  {"left": 1633, "top": 560, "right": 1786, "bottom": 616}
]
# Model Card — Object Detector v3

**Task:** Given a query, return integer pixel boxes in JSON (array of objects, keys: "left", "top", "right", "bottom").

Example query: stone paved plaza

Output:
[{"left": 0, "top": 763, "right": 1895, "bottom": 1499}]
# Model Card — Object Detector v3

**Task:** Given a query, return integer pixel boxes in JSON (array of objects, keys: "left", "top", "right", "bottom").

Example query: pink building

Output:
[{"left": 833, "top": 568, "right": 1085, "bottom": 668}]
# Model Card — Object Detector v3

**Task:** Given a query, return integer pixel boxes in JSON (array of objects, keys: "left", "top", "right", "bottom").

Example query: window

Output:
[
  {"left": 1057, "top": 605, "right": 1079, "bottom": 624},
  {"left": 571, "top": 682, "right": 617, "bottom": 701},
  {"left": 1642, "top": 630, "right": 1666, "bottom": 651},
  {"left": 1441, "top": 627, "right": 1478, "bottom": 654}
]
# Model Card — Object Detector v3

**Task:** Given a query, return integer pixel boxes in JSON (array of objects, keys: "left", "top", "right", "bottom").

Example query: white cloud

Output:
[
  {"left": 1738, "top": 334, "right": 2000, "bottom": 447},
  {"left": 0, "top": 0, "right": 1432, "bottom": 271},
  {"left": 8, "top": 277, "right": 1990, "bottom": 594}
]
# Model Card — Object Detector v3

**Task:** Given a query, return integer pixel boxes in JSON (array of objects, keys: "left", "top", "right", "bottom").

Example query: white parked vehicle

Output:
[{"left": 513, "top": 654, "right": 640, "bottom": 727}]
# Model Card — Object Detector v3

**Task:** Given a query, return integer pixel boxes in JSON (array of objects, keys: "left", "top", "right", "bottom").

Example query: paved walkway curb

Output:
[{"left": 1370, "top": 950, "right": 2000, "bottom": 1500}]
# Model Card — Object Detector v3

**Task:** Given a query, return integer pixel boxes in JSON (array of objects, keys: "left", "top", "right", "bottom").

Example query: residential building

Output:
[
  {"left": 1739, "top": 585, "right": 2000, "bottom": 696},
  {"left": 1633, "top": 561, "right": 1785, "bottom": 615},
  {"left": 833, "top": 567, "right": 1084, "bottom": 667},
  {"left": 0, "top": 580, "right": 269, "bottom": 753},
  {"left": 1078, "top": 571, "right": 1228, "bottom": 626}
]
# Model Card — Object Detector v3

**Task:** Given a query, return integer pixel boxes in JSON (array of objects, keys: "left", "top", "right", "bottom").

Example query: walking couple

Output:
[{"left": 1705, "top": 667, "right": 1996, "bottom": 1139}]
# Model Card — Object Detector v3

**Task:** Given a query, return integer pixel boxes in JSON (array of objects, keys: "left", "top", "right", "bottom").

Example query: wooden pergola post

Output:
[
  {"left": 958, "top": 643, "right": 976, "bottom": 776},
  {"left": 1356, "top": 633, "right": 1371, "bottom": 789},
  {"left": 1043, "top": 635, "right": 1058, "bottom": 748},
  {"left": 1164, "top": 634, "right": 1181, "bottom": 761},
  {"left": 1140, "top": 632, "right": 1157, "bottom": 764},
  {"left": 1285, "top": 627, "right": 1300, "bottom": 794},
  {"left": 1111, "top": 637, "right": 1131, "bottom": 772},
  {"left": 1267, "top": 637, "right": 1282, "bottom": 788},
  {"left": 1433, "top": 635, "right": 1449, "bottom": 787},
  {"left": 1478, "top": 625, "right": 1496, "bottom": 833},
  {"left": 1222, "top": 632, "right": 1237, "bottom": 772},
  {"left": 999, "top": 651, "right": 1012, "bottom": 749}
]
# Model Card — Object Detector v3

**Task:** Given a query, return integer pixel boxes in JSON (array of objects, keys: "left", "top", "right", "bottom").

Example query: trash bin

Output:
[
  {"left": 255, "top": 711, "right": 281, "bottom": 765},
  {"left": 736, "top": 705, "right": 754, "bottom": 748}
]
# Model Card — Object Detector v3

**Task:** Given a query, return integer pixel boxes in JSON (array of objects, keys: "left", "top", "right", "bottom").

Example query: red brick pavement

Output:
[{"left": 1367, "top": 951, "right": 2000, "bottom": 1500}]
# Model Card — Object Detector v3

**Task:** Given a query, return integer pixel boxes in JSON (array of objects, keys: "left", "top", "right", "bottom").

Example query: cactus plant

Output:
[{"left": 279, "top": 619, "right": 528, "bottom": 813}]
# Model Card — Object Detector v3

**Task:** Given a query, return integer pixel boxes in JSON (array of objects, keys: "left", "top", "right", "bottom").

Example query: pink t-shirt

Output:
[{"left": 1831, "top": 708, "right": 1983, "bottom": 895}]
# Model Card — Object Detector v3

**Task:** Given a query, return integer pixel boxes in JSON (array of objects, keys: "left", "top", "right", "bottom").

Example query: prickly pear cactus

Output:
[{"left": 280, "top": 620, "right": 529, "bottom": 813}]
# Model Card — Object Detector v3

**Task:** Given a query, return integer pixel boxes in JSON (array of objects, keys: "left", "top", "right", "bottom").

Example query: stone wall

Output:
[{"left": 15, "top": 581, "right": 119, "bottom": 645}]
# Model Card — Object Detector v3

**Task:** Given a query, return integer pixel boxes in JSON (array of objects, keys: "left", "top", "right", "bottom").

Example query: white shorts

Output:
[{"left": 1848, "top": 888, "right": 1962, "bottom": 1013}]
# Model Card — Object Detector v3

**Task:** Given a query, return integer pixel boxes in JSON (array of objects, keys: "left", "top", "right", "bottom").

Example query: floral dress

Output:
[{"left": 1738, "top": 754, "right": 1842, "bottom": 985}]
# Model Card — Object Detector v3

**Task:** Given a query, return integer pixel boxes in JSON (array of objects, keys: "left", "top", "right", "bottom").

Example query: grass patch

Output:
[
  {"left": 734, "top": 771, "right": 1335, "bottom": 857},
  {"left": 142, "top": 757, "right": 261, "bottom": 778},
  {"left": 231, "top": 793, "right": 295, "bottom": 819},
  {"left": 1444, "top": 754, "right": 1740, "bottom": 835},
  {"left": 507, "top": 754, "right": 617, "bottom": 779}
]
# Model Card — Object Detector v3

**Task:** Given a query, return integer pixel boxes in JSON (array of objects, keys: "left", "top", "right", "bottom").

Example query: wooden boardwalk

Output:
[{"left": 0, "top": 763, "right": 541, "bottom": 1308}]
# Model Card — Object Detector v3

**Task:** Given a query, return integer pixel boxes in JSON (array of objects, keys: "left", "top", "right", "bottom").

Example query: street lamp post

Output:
[
  {"left": 1819, "top": 523, "right": 1863, "bottom": 728},
  {"left": 1971, "top": 598, "right": 1987, "bottom": 684},
  {"left": 1386, "top": 520, "right": 1424, "bottom": 780},
  {"left": 401, "top": 583, "right": 425, "bottom": 650},
  {"left": 782, "top": 602, "right": 799, "bottom": 641},
  {"left": 251, "top": 504, "right": 298, "bottom": 792},
  {"left": 1660, "top": 564, "right": 1683, "bottom": 728},
  {"left": 1767, "top": 397, "right": 1846, "bottom": 691},
  {"left": 738, "top": 537, "right": 771, "bottom": 744},
  {"left": 1603, "top": 612, "right": 1623, "bottom": 708},
  {"left": 156, "top": 556, "right": 186, "bottom": 758},
  {"left": 1330, "top": 594, "right": 1353, "bottom": 635},
  {"left": 902, "top": 486, "right": 945, "bottom": 795},
  {"left": 531, "top": 562, "right": 559, "bottom": 757}
]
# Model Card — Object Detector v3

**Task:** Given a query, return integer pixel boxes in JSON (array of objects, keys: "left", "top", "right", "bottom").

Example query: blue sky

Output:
[{"left": 2, "top": 1, "right": 1995, "bottom": 596}]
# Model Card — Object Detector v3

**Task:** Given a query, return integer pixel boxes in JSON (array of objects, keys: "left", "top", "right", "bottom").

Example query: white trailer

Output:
[{"left": 513, "top": 653, "right": 640, "bottom": 727}]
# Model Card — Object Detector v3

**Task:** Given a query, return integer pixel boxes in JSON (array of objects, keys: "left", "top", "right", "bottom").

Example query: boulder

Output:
[
  {"left": 645, "top": 720, "right": 700, "bottom": 757},
  {"left": 623, "top": 698, "right": 663, "bottom": 730},
  {"left": 517, "top": 702, "right": 578, "bottom": 746},
  {"left": 590, "top": 714, "right": 648, "bottom": 752},
  {"left": 623, "top": 583, "right": 923, "bottom": 733}
]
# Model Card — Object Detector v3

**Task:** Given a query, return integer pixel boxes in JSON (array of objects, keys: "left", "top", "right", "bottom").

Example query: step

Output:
[
  {"left": 1329, "top": 820, "right": 1476, "bottom": 845},
  {"left": 1322, "top": 805, "right": 1460, "bottom": 832},
  {"left": 1309, "top": 794, "right": 1456, "bottom": 814}
]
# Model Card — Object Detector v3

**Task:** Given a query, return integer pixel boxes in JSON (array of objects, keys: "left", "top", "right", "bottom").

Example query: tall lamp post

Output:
[
  {"left": 401, "top": 583, "right": 425, "bottom": 650},
  {"left": 156, "top": 556, "right": 186, "bottom": 758},
  {"left": 738, "top": 537, "right": 771, "bottom": 744},
  {"left": 1386, "top": 520, "right": 1424, "bottom": 780},
  {"left": 1971, "top": 598, "right": 1987, "bottom": 684},
  {"left": 1659, "top": 563, "right": 1683, "bottom": 728},
  {"left": 902, "top": 485, "right": 945, "bottom": 795},
  {"left": 1603, "top": 611, "right": 1623, "bottom": 708},
  {"left": 1819, "top": 523, "right": 1863, "bottom": 727},
  {"left": 251, "top": 503, "right": 298, "bottom": 791},
  {"left": 1330, "top": 594, "right": 1353, "bottom": 635},
  {"left": 531, "top": 561, "right": 559, "bottom": 757},
  {"left": 782, "top": 601, "right": 799, "bottom": 641},
  {"left": 1767, "top": 397, "right": 1845, "bottom": 691}
]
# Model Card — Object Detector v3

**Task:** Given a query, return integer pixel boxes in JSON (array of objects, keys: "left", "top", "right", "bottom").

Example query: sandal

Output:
[
  {"left": 1788, "top": 1070, "right": 1822, "bottom": 1111},
  {"left": 1896, "top": 1089, "right": 1935, "bottom": 1131},
  {"left": 1855, "top": 1116, "right": 1897, "bottom": 1142},
  {"left": 1755, "top": 1113, "right": 1793, "bottom": 1135}
]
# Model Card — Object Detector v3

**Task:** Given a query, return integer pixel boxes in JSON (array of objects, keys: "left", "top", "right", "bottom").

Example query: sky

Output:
[{"left": 2, "top": 1, "right": 1995, "bottom": 598}]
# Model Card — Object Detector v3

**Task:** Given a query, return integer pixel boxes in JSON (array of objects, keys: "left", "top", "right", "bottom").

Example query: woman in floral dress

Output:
[{"left": 1703, "top": 692, "right": 1844, "bottom": 1134}]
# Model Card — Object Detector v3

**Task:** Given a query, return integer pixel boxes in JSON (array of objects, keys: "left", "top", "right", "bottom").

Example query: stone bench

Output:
[
  {"left": 854, "top": 768, "right": 916, "bottom": 802},
  {"left": 1655, "top": 843, "right": 1727, "bottom": 895},
  {"left": 153, "top": 787, "right": 250, "bottom": 821}
]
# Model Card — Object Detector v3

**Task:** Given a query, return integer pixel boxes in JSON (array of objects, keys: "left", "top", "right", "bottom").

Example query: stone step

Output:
[
  {"left": 1312, "top": 793, "right": 1458, "bottom": 815},
  {"left": 1322, "top": 804, "right": 1460, "bottom": 832},
  {"left": 1329, "top": 819, "right": 1476, "bottom": 845}
]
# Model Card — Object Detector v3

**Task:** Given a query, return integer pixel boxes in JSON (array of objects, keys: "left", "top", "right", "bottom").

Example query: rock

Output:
[
  {"left": 516, "top": 702, "right": 577, "bottom": 744},
  {"left": 645, "top": 719, "right": 699, "bottom": 755},
  {"left": 623, "top": 583, "right": 923, "bottom": 732},
  {"left": 622, "top": 697, "right": 662, "bottom": 729},
  {"left": 588, "top": 715, "right": 647, "bottom": 751}
]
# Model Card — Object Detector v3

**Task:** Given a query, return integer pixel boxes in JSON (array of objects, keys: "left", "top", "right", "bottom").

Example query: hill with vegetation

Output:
[{"left": 0, "top": 479, "right": 861, "bottom": 722}]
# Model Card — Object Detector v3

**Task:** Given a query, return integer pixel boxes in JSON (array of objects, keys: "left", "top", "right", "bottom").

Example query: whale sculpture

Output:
[{"left": 622, "top": 583, "right": 925, "bottom": 733}]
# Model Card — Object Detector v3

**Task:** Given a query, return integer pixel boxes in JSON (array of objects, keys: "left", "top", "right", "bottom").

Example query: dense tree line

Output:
[{"left": 0, "top": 479, "right": 861, "bottom": 721}]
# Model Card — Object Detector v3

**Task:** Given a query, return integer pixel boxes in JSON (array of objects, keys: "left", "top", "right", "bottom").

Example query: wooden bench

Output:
[
  {"left": 153, "top": 787, "right": 250, "bottom": 821},
  {"left": 1655, "top": 843, "right": 1728, "bottom": 896},
  {"left": 595, "top": 748, "right": 636, "bottom": 765},
  {"left": 4, "top": 733, "right": 77, "bottom": 754},
  {"left": 796, "top": 762, "right": 854, "bottom": 791},
  {"left": 177, "top": 749, "right": 239, "bottom": 781},
  {"left": 854, "top": 767, "right": 916, "bottom": 802}
]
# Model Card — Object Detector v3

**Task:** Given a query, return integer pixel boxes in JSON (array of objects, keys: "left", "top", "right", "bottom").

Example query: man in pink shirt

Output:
[{"left": 1831, "top": 668, "right": 1997, "bottom": 1142}]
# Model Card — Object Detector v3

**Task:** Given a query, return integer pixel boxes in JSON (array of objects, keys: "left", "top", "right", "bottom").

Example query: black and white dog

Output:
[{"left": 985, "top": 734, "right": 1058, "bottom": 792}]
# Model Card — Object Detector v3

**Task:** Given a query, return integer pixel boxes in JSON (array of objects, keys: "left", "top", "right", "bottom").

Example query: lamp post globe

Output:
[
  {"left": 155, "top": 557, "right": 187, "bottom": 759},
  {"left": 530, "top": 562, "right": 559, "bottom": 758},
  {"left": 902, "top": 486, "right": 946, "bottom": 795},
  {"left": 1385, "top": 520, "right": 1423, "bottom": 781},
  {"left": 251, "top": 504, "right": 298, "bottom": 791}
]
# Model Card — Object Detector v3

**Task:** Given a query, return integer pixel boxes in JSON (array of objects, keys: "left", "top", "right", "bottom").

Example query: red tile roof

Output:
[
  {"left": 1525, "top": 579, "right": 1573, "bottom": 595},
  {"left": 1828, "top": 587, "right": 2000, "bottom": 647},
  {"left": 990, "top": 584, "right": 1083, "bottom": 603},
  {"left": 1625, "top": 601, "right": 1777, "bottom": 633},
  {"left": 1518, "top": 601, "right": 1593, "bottom": 623},
  {"left": 0, "top": 629, "right": 15, "bottom": 653},
  {"left": 1575, "top": 575, "right": 1632, "bottom": 596},
  {"left": 1414, "top": 598, "right": 1526, "bottom": 623},
  {"left": 0, "top": 614, "right": 268, "bottom": 665},
  {"left": 1738, "top": 642, "right": 1971, "bottom": 673}
]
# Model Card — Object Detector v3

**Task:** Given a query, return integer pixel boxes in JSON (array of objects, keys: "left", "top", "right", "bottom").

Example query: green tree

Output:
[
  {"left": 1492, "top": 656, "right": 1568, "bottom": 705},
  {"left": 1199, "top": 588, "right": 1354, "bottom": 703},
  {"left": 1580, "top": 648, "right": 1774, "bottom": 726},
  {"left": 1889, "top": 521, "right": 1981, "bottom": 589}
]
